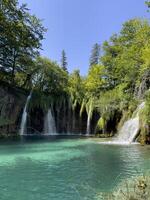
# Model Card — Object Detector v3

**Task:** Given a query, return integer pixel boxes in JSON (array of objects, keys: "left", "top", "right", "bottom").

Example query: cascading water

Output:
[
  {"left": 116, "top": 102, "right": 145, "bottom": 144},
  {"left": 63, "top": 100, "right": 66, "bottom": 133},
  {"left": 72, "top": 110, "right": 75, "bottom": 131},
  {"left": 56, "top": 107, "right": 60, "bottom": 133},
  {"left": 20, "top": 92, "right": 32, "bottom": 135},
  {"left": 44, "top": 108, "right": 56, "bottom": 135},
  {"left": 67, "top": 101, "right": 71, "bottom": 134},
  {"left": 99, "top": 102, "right": 145, "bottom": 145},
  {"left": 86, "top": 104, "right": 92, "bottom": 135},
  {"left": 86, "top": 112, "right": 91, "bottom": 135},
  {"left": 116, "top": 117, "right": 140, "bottom": 143}
]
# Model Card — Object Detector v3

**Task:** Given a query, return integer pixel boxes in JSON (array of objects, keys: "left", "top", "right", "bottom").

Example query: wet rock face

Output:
[
  {"left": 28, "top": 107, "right": 44, "bottom": 134},
  {"left": 0, "top": 82, "right": 99, "bottom": 136},
  {"left": 28, "top": 103, "right": 98, "bottom": 135},
  {"left": 0, "top": 82, "right": 27, "bottom": 136},
  {"left": 53, "top": 103, "right": 99, "bottom": 135},
  {"left": 43, "top": 103, "right": 88, "bottom": 134},
  {"left": 136, "top": 70, "right": 150, "bottom": 99}
]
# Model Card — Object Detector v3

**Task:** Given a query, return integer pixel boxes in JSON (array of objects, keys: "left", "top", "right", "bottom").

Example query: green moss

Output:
[
  {"left": 138, "top": 91, "right": 150, "bottom": 143},
  {"left": 0, "top": 117, "right": 14, "bottom": 126}
]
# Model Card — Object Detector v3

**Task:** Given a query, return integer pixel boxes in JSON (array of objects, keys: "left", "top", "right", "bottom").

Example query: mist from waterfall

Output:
[
  {"left": 44, "top": 108, "right": 56, "bottom": 135},
  {"left": 20, "top": 92, "right": 32, "bottom": 135}
]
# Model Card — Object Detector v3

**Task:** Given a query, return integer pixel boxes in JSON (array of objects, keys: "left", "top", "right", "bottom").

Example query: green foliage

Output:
[
  {"left": 145, "top": 1, "right": 150, "bottom": 9},
  {"left": 96, "top": 117, "right": 106, "bottom": 131},
  {"left": 85, "top": 64, "right": 106, "bottom": 97},
  {"left": 68, "top": 69, "right": 85, "bottom": 109},
  {"left": 33, "top": 57, "right": 68, "bottom": 95},
  {"left": 0, "top": 0, "right": 46, "bottom": 84},
  {"left": 101, "top": 19, "right": 150, "bottom": 91},
  {"left": 141, "top": 44, "right": 150, "bottom": 76},
  {"left": 29, "top": 90, "right": 68, "bottom": 113},
  {"left": 140, "top": 91, "right": 150, "bottom": 126}
]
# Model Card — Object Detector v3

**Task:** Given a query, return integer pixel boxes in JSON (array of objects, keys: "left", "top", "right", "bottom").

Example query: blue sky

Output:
[{"left": 19, "top": 0, "right": 148, "bottom": 75}]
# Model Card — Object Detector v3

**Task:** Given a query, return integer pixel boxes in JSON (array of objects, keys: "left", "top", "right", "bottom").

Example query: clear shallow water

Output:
[{"left": 0, "top": 136, "right": 149, "bottom": 200}]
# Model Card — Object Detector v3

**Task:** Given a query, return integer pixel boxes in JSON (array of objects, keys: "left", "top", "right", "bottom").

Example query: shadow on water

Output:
[{"left": 0, "top": 134, "right": 94, "bottom": 145}]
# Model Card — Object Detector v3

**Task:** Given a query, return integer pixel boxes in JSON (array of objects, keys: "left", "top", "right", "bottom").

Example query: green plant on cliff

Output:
[
  {"left": 68, "top": 69, "right": 85, "bottom": 110},
  {"left": 139, "top": 91, "right": 150, "bottom": 143}
]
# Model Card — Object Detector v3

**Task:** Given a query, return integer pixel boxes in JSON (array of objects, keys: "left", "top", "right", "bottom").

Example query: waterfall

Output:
[
  {"left": 20, "top": 92, "right": 32, "bottom": 135},
  {"left": 72, "top": 110, "right": 75, "bottom": 132},
  {"left": 67, "top": 101, "right": 71, "bottom": 134},
  {"left": 56, "top": 107, "right": 60, "bottom": 133},
  {"left": 116, "top": 102, "right": 145, "bottom": 144},
  {"left": 86, "top": 112, "right": 91, "bottom": 135},
  {"left": 63, "top": 100, "right": 66, "bottom": 133},
  {"left": 86, "top": 105, "right": 92, "bottom": 135},
  {"left": 116, "top": 117, "right": 140, "bottom": 143},
  {"left": 44, "top": 108, "right": 56, "bottom": 135},
  {"left": 99, "top": 102, "right": 145, "bottom": 145}
]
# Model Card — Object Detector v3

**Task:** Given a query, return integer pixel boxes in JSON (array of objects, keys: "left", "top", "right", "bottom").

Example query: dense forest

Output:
[{"left": 0, "top": 0, "right": 150, "bottom": 144}]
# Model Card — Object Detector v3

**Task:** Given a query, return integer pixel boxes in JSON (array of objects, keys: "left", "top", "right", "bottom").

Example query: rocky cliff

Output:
[
  {"left": 0, "top": 81, "right": 27, "bottom": 136},
  {"left": 0, "top": 82, "right": 97, "bottom": 136}
]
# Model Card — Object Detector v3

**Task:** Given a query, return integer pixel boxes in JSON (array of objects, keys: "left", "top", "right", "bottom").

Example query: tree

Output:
[
  {"left": 101, "top": 19, "right": 150, "bottom": 92},
  {"left": 89, "top": 43, "right": 100, "bottom": 67},
  {"left": 26, "top": 57, "right": 69, "bottom": 112},
  {"left": 145, "top": 1, "right": 150, "bottom": 9},
  {"left": 33, "top": 57, "right": 68, "bottom": 95},
  {"left": 85, "top": 65, "right": 106, "bottom": 97},
  {"left": 61, "top": 50, "right": 68, "bottom": 72},
  {"left": 0, "top": 0, "right": 46, "bottom": 83},
  {"left": 68, "top": 70, "right": 84, "bottom": 101}
]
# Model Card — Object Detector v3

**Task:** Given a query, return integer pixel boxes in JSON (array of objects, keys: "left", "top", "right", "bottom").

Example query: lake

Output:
[{"left": 0, "top": 136, "right": 149, "bottom": 200}]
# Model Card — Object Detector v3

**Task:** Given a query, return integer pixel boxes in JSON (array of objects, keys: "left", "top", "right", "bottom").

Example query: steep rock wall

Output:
[{"left": 0, "top": 81, "right": 27, "bottom": 136}]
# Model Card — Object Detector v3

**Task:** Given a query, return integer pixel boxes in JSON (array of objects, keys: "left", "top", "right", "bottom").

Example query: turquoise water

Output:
[{"left": 0, "top": 136, "right": 149, "bottom": 200}]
